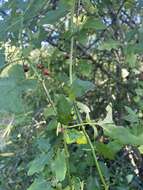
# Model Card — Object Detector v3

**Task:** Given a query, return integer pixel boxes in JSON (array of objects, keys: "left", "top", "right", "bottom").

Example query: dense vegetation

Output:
[{"left": 1, "top": 0, "right": 143, "bottom": 189}]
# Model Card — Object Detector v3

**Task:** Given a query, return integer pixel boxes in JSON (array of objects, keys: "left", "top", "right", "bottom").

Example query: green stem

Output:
[
  {"left": 41, "top": 80, "right": 57, "bottom": 114},
  {"left": 69, "top": 37, "right": 74, "bottom": 85},
  {"left": 68, "top": 121, "right": 98, "bottom": 128},
  {"left": 69, "top": 0, "right": 76, "bottom": 85},
  {"left": 63, "top": 129, "right": 73, "bottom": 189},
  {"left": 28, "top": 59, "right": 57, "bottom": 114},
  {"left": 74, "top": 103, "right": 109, "bottom": 190}
]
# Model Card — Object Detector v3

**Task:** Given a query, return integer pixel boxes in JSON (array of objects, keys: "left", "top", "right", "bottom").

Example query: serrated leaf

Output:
[
  {"left": 124, "top": 106, "right": 138, "bottom": 123},
  {"left": 70, "top": 79, "right": 95, "bottom": 98},
  {"left": 28, "top": 152, "right": 52, "bottom": 176},
  {"left": 52, "top": 149, "right": 67, "bottom": 181},
  {"left": 96, "top": 141, "right": 122, "bottom": 160},
  {"left": 27, "top": 178, "right": 52, "bottom": 190},
  {"left": 102, "top": 124, "right": 143, "bottom": 146}
]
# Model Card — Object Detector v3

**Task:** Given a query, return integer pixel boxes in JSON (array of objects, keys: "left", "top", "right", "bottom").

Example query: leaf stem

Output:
[
  {"left": 73, "top": 103, "right": 109, "bottom": 190},
  {"left": 68, "top": 121, "right": 98, "bottom": 128}
]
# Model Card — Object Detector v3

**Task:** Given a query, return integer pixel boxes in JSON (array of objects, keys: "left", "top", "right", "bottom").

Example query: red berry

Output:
[
  {"left": 37, "top": 63, "right": 44, "bottom": 69},
  {"left": 23, "top": 64, "right": 29, "bottom": 72},
  {"left": 43, "top": 68, "right": 49, "bottom": 76}
]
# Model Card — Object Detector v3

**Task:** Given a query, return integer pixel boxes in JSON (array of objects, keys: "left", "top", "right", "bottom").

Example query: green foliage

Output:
[
  {"left": 0, "top": 48, "right": 5, "bottom": 69},
  {"left": 68, "top": 79, "right": 95, "bottom": 99},
  {"left": 39, "top": 0, "right": 70, "bottom": 25},
  {"left": 57, "top": 95, "right": 72, "bottom": 124},
  {"left": 83, "top": 17, "right": 106, "bottom": 30},
  {"left": 99, "top": 40, "right": 121, "bottom": 51},
  {"left": 0, "top": 64, "right": 36, "bottom": 113},
  {"left": 1, "top": 0, "right": 143, "bottom": 190},
  {"left": 28, "top": 153, "right": 52, "bottom": 176},
  {"left": 52, "top": 149, "right": 67, "bottom": 182},
  {"left": 27, "top": 178, "right": 52, "bottom": 190}
]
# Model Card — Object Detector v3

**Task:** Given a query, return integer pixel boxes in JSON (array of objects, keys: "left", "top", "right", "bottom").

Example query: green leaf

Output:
[
  {"left": 43, "top": 107, "right": 56, "bottom": 119},
  {"left": 99, "top": 161, "right": 110, "bottom": 180},
  {"left": 102, "top": 124, "right": 143, "bottom": 146},
  {"left": 138, "top": 145, "right": 143, "bottom": 154},
  {"left": 0, "top": 78, "right": 25, "bottom": 113},
  {"left": 1, "top": 64, "right": 25, "bottom": 80},
  {"left": 87, "top": 176, "right": 100, "bottom": 190},
  {"left": 52, "top": 149, "right": 67, "bottom": 181},
  {"left": 107, "top": 141, "right": 123, "bottom": 155},
  {"left": 47, "top": 118, "right": 58, "bottom": 131},
  {"left": 125, "top": 53, "right": 137, "bottom": 68},
  {"left": 72, "top": 177, "right": 81, "bottom": 190},
  {"left": 65, "top": 129, "right": 87, "bottom": 144},
  {"left": 36, "top": 138, "right": 51, "bottom": 153},
  {"left": 96, "top": 140, "right": 122, "bottom": 160},
  {"left": 57, "top": 95, "right": 72, "bottom": 124},
  {"left": 65, "top": 129, "right": 81, "bottom": 144},
  {"left": 70, "top": 79, "right": 95, "bottom": 99},
  {"left": 0, "top": 48, "right": 5, "bottom": 69},
  {"left": 0, "top": 64, "right": 37, "bottom": 114},
  {"left": 24, "top": 0, "right": 47, "bottom": 21},
  {"left": 27, "top": 178, "right": 52, "bottom": 190},
  {"left": 76, "top": 131, "right": 87, "bottom": 144},
  {"left": 99, "top": 40, "right": 120, "bottom": 50},
  {"left": 96, "top": 142, "right": 118, "bottom": 160},
  {"left": 83, "top": 17, "right": 106, "bottom": 30},
  {"left": 134, "top": 43, "right": 143, "bottom": 54},
  {"left": 39, "top": 0, "right": 70, "bottom": 25},
  {"left": 78, "top": 60, "right": 93, "bottom": 77},
  {"left": 124, "top": 106, "right": 138, "bottom": 123},
  {"left": 28, "top": 152, "right": 52, "bottom": 176},
  {"left": 0, "top": 21, "right": 8, "bottom": 40}
]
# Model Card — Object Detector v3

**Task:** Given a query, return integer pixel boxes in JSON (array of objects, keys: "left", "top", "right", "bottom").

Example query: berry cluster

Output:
[{"left": 23, "top": 63, "right": 49, "bottom": 76}]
